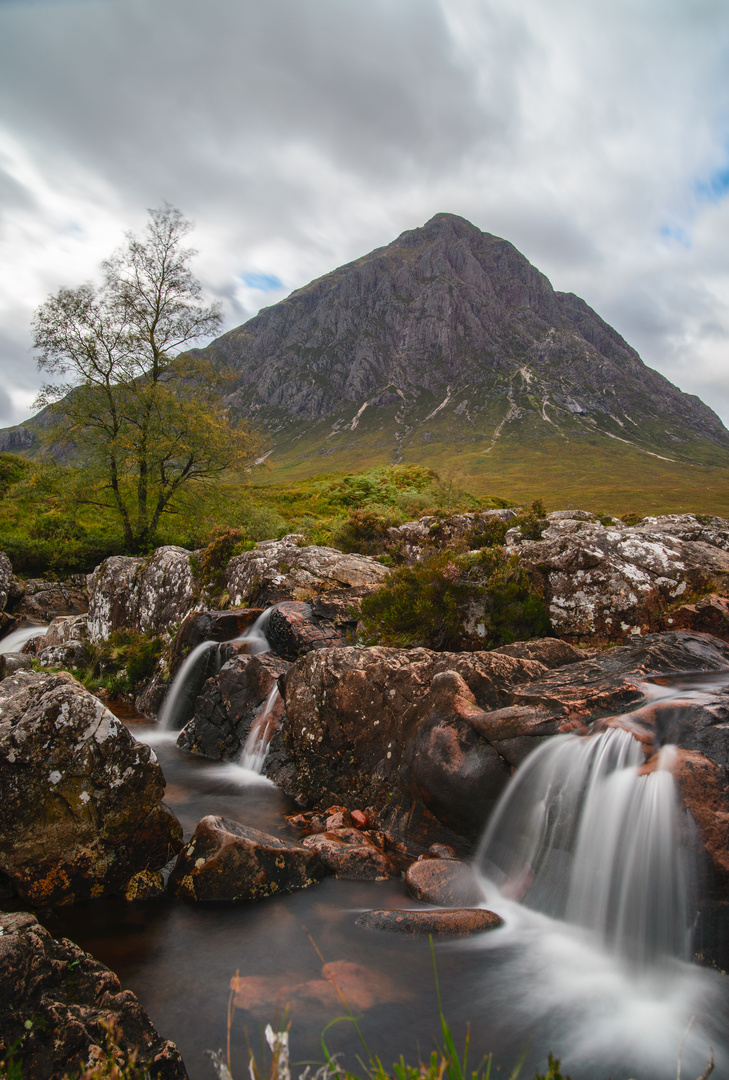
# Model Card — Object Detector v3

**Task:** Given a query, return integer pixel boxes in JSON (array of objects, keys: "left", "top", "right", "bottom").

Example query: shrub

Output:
[
  {"left": 332, "top": 508, "right": 403, "bottom": 555},
  {"left": 514, "top": 499, "right": 548, "bottom": 541},
  {"left": 360, "top": 546, "right": 550, "bottom": 650},
  {"left": 191, "top": 526, "right": 250, "bottom": 594}
]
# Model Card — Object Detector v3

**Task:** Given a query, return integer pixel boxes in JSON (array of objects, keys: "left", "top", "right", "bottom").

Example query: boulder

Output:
[
  {"left": 0, "top": 652, "right": 32, "bottom": 679},
  {"left": 386, "top": 509, "right": 518, "bottom": 563},
  {"left": 87, "top": 546, "right": 196, "bottom": 642},
  {"left": 275, "top": 631, "right": 729, "bottom": 850},
  {"left": 355, "top": 908, "right": 502, "bottom": 935},
  {"left": 0, "top": 551, "right": 11, "bottom": 612},
  {"left": 506, "top": 512, "right": 729, "bottom": 642},
  {"left": 659, "top": 594, "right": 729, "bottom": 642},
  {"left": 177, "top": 649, "right": 290, "bottom": 760},
  {"left": 405, "top": 858, "right": 484, "bottom": 907},
  {"left": 0, "top": 910, "right": 187, "bottom": 1080},
  {"left": 15, "top": 578, "right": 88, "bottom": 621},
  {"left": 265, "top": 600, "right": 357, "bottom": 660},
  {"left": 225, "top": 536, "right": 388, "bottom": 607},
  {"left": 300, "top": 830, "right": 400, "bottom": 880},
  {"left": 39, "top": 640, "right": 88, "bottom": 668},
  {"left": 0, "top": 671, "right": 183, "bottom": 905},
  {"left": 168, "top": 815, "right": 325, "bottom": 901},
  {"left": 43, "top": 613, "right": 89, "bottom": 649}
]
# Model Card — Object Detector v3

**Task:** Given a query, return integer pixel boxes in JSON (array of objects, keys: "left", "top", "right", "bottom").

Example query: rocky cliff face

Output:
[{"left": 199, "top": 213, "right": 728, "bottom": 460}]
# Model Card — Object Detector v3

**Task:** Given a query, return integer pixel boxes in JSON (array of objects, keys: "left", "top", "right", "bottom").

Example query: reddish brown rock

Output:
[
  {"left": 266, "top": 600, "right": 356, "bottom": 660},
  {"left": 355, "top": 908, "right": 502, "bottom": 936},
  {"left": 659, "top": 594, "right": 729, "bottom": 642},
  {"left": 230, "top": 959, "right": 411, "bottom": 1018},
  {"left": 0, "top": 671, "right": 182, "bottom": 906},
  {"left": 167, "top": 608, "right": 265, "bottom": 676},
  {"left": 301, "top": 831, "right": 400, "bottom": 880},
  {"left": 15, "top": 578, "right": 88, "bottom": 621},
  {"left": 0, "top": 910, "right": 187, "bottom": 1080},
  {"left": 168, "top": 815, "right": 325, "bottom": 901},
  {"left": 673, "top": 750, "right": 729, "bottom": 884},
  {"left": 406, "top": 859, "right": 484, "bottom": 907}
]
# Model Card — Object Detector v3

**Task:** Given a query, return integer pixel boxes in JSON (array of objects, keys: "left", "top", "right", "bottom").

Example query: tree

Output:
[{"left": 33, "top": 205, "right": 257, "bottom": 551}]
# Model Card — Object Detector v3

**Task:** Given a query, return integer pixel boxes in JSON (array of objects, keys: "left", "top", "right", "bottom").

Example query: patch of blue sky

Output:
[
  {"left": 240, "top": 271, "right": 283, "bottom": 291},
  {"left": 659, "top": 222, "right": 691, "bottom": 248},
  {"left": 693, "top": 166, "right": 729, "bottom": 204}
]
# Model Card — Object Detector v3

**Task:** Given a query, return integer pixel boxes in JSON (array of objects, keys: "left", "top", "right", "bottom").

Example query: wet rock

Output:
[
  {"left": 230, "top": 960, "right": 411, "bottom": 1018},
  {"left": 0, "top": 910, "right": 188, "bottom": 1080},
  {"left": 300, "top": 831, "right": 400, "bottom": 880},
  {"left": 0, "top": 671, "right": 183, "bottom": 906},
  {"left": 506, "top": 513, "right": 729, "bottom": 642},
  {"left": 225, "top": 536, "right": 388, "bottom": 607},
  {"left": 15, "top": 578, "right": 88, "bottom": 621},
  {"left": 406, "top": 859, "right": 484, "bottom": 907},
  {"left": 356, "top": 908, "right": 502, "bottom": 936},
  {"left": 659, "top": 594, "right": 729, "bottom": 642},
  {"left": 87, "top": 547, "right": 196, "bottom": 642},
  {"left": 275, "top": 631, "right": 729, "bottom": 850},
  {"left": 168, "top": 815, "right": 325, "bottom": 901},
  {"left": 673, "top": 750, "right": 729, "bottom": 885},
  {"left": 0, "top": 551, "right": 11, "bottom": 612},
  {"left": 275, "top": 644, "right": 547, "bottom": 834},
  {"left": 177, "top": 649, "right": 290, "bottom": 760},
  {"left": 167, "top": 608, "right": 265, "bottom": 677},
  {"left": 492, "top": 637, "right": 583, "bottom": 667},
  {"left": 0, "top": 652, "right": 32, "bottom": 678},
  {"left": 266, "top": 600, "right": 357, "bottom": 660}
]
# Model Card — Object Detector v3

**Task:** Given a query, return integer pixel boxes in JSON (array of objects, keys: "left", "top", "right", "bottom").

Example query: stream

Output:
[{"left": 40, "top": 687, "right": 729, "bottom": 1080}]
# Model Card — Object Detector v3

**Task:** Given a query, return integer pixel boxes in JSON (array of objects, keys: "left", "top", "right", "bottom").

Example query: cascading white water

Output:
[
  {"left": 239, "top": 685, "right": 281, "bottom": 773},
  {"left": 476, "top": 727, "right": 695, "bottom": 964},
  {"left": 233, "top": 606, "right": 274, "bottom": 654},
  {"left": 0, "top": 625, "right": 48, "bottom": 653},
  {"left": 158, "top": 640, "right": 220, "bottom": 730}
]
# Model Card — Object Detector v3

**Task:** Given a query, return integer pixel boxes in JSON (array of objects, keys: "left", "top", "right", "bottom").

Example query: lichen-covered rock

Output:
[
  {"left": 386, "top": 509, "right": 517, "bottom": 563},
  {"left": 39, "top": 639, "right": 88, "bottom": 668},
  {"left": 0, "top": 671, "right": 183, "bottom": 905},
  {"left": 225, "top": 536, "right": 388, "bottom": 607},
  {"left": 87, "top": 546, "right": 196, "bottom": 642},
  {"left": 506, "top": 512, "right": 729, "bottom": 642},
  {"left": 43, "top": 613, "right": 88, "bottom": 648},
  {"left": 0, "top": 910, "right": 188, "bottom": 1080},
  {"left": 176, "top": 649, "right": 289, "bottom": 759},
  {"left": 0, "top": 652, "right": 32, "bottom": 679},
  {"left": 0, "top": 551, "right": 12, "bottom": 612},
  {"left": 168, "top": 815, "right": 325, "bottom": 901}
]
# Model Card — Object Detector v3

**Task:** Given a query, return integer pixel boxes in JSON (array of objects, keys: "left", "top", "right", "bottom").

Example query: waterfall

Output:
[
  {"left": 0, "top": 625, "right": 48, "bottom": 654},
  {"left": 158, "top": 640, "right": 220, "bottom": 730},
  {"left": 239, "top": 685, "right": 281, "bottom": 773},
  {"left": 158, "top": 606, "right": 276, "bottom": 732},
  {"left": 476, "top": 727, "right": 695, "bottom": 964}
]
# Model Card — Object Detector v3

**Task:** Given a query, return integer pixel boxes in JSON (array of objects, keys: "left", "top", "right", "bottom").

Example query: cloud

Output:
[{"left": 0, "top": 0, "right": 728, "bottom": 429}]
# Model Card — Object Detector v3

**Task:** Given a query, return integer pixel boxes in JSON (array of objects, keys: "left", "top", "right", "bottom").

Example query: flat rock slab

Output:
[
  {"left": 0, "top": 910, "right": 187, "bottom": 1080},
  {"left": 356, "top": 908, "right": 503, "bottom": 936},
  {"left": 406, "top": 859, "right": 484, "bottom": 907},
  {"left": 168, "top": 815, "right": 325, "bottom": 901}
]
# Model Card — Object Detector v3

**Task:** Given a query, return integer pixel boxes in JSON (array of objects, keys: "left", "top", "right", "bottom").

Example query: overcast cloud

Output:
[{"left": 0, "top": 0, "right": 728, "bottom": 426}]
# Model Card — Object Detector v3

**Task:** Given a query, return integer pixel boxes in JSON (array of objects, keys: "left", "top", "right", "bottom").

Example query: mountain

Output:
[{"left": 5, "top": 213, "right": 729, "bottom": 511}]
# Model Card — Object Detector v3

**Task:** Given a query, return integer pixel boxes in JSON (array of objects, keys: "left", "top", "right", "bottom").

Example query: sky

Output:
[{"left": 0, "top": 0, "right": 728, "bottom": 427}]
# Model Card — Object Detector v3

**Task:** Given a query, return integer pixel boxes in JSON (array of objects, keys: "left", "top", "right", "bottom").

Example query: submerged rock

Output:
[
  {"left": 356, "top": 908, "right": 502, "bottom": 935},
  {"left": 0, "top": 671, "right": 183, "bottom": 905},
  {"left": 230, "top": 959, "right": 411, "bottom": 1018},
  {"left": 0, "top": 910, "right": 188, "bottom": 1079},
  {"left": 225, "top": 536, "right": 388, "bottom": 607},
  {"left": 168, "top": 815, "right": 325, "bottom": 901}
]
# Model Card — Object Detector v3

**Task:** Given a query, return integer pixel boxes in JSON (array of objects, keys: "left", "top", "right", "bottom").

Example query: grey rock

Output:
[
  {"left": 0, "top": 551, "right": 11, "bottom": 612},
  {"left": 87, "top": 546, "right": 197, "bottom": 641}
]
